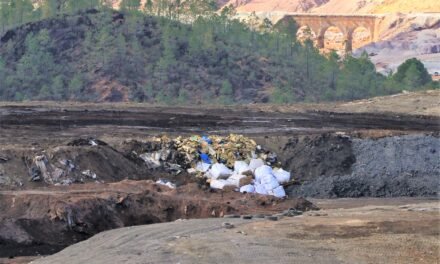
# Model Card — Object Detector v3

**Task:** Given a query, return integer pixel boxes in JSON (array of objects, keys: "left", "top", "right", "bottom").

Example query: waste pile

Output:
[
  {"left": 29, "top": 154, "right": 99, "bottom": 185},
  {"left": 130, "top": 134, "right": 292, "bottom": 198}
]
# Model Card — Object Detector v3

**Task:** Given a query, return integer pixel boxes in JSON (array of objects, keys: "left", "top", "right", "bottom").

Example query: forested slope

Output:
[{"left": 0, "top": 1, "right": 436, "bottom": 103}]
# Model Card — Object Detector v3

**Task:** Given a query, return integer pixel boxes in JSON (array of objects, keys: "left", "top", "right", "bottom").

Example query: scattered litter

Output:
[
  {"left": 195, "top": 162, "right": 211, "bottom": 172},
  {"left": 59, "top": 159, "right": 76, "bottom": 172},
  {"left": 155, "top": 179, "right": 176, "bottom": 189},
  {"left": 209, "top": 163, "right": 233, "bottom": 180},
  {"left": 273, "top": 168, "right": 291, "bottom": 184},
  {"left": 139, "top": 152, "right": 162, "bottom": 169},
  {"left": 0, "top": 155, "right": 9, "bottom": 163},
  {"left": 30, "top": 167, "right": 42, "bottom": 182},
  {"left": 255, "top": 183, "right": 269, "bottom": 195},
  {"left": 249, "top": 159, "right": 265, "bottom": 172},
  {"left": 54, "top": 179, "right": 73, "bottom": 186},
  {"left": 81, "top": 170, "right": 97, "bottom": 179},
  {"left": 240, "top": 184, "right": 255, "bottom": 193},
  {"left": 210, "top": 179, "right": 234, "bottom": 190},
  {"left": 272, "top": 186, "right": 286, "bottom": 198},
  {"left": 187, "top": 168, "right": 197, "bottom": 174},
  {"left": 283, "top": 208, "right": 303, "bottom": 217},
  {"left": 227, "top": 173, "right": 246, "bottom": 187},
  {"left": 234, "top": 161, "right": 250, "bottom": 174},
  {"left": 67, "top": 138, "right": 107, "bottom": 147},
  {"left": 202, "top": 135, "right": 213, "bottom": 145},
  {"left": 30, "top": 155, "right": 49, "bottom": 182},
  {"left": 200, "top": 153, "right": 212, "bottom": 164}
]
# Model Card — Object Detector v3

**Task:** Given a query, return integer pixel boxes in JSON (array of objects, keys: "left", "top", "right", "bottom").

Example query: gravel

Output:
[{"left": 289, "top": 134, "right": 440, "bottom": 198}]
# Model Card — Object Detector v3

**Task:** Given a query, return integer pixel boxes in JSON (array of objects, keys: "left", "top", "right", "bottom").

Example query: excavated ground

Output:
[
  {"left": 0, "top": 180, "right": 315, "bottom": 259},
  {"left": 30, "top": 198, "right": 440, "bottom": 264},
  {"left": 0, "top": 94, "right": 439, "bottom": 261}
]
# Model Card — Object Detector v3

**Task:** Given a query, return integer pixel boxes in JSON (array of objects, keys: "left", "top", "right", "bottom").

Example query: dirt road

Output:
[{"left": 29, "top": 198, "right": 439, "bottom": 264}]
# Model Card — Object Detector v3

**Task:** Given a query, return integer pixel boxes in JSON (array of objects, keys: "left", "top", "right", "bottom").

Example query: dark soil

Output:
[
  {"left": 0, "top": 180, "right": 316, "bottom": 258},
  {"left": 287, "top": 134, "right": 440, "bottom": 198},
  {"left": 254, "top": 133, "right": 356, "bottom": 182}
]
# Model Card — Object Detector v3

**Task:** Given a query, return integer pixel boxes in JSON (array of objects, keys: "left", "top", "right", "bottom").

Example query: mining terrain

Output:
[
  {"left": 30, "top": 198, "right": 440, "bottom": 264},
  {"left": 0, "top": 90, "right": 439, "bottom": 263}
]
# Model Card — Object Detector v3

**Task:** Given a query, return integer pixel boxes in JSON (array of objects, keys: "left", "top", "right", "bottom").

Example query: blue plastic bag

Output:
[
  {"left": 200, "top": 153, "right": 212, "bottom": 164},
  {"left": 202, "top": 136, "right": 213, "bottom": 145}
]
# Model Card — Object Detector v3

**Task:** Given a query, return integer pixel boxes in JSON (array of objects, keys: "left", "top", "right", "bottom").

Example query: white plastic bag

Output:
[
  {"left": 156, "top": 179, "right": 176, "bottom": 189},
  {"left": 240, "top": 184, "right": 255, "bottom": 193},
  {"left": 210, "top": 179, "right": 227, "bottom": 189},
  {"left": 234, "top": 161, "right": 250, "bottom": 174},
  {"left": 227, "top": 173, "right": 246, "bottom": 187},
  {"left": 273, "top": 168, "right": 291, "bottom": 184},
  {"left": 195, "top": 162, "right": 211, "bottom": 173},
  {"left": 249, "top": 158, "right": 265, "bottom": 172},
  {"left": 210, "top": 179, "right": 235, "bottom": 190},
  {"left": 255, "top": 183, "right": 268, "bottom": 195},
  {"left": 272, "top": 185, "right": 286, "bottom": 198},
  {"left": 139, "top": 152, "right": 161, "bottom": 168},
  {"left": 209, "top": 163, "right": 232, "bottom": 179},
  {"left": 254, "top": 165, "right": 273, "bottom": 183},
  {"left": 261, "top": 174, "right": 280, "bottom": 191}
]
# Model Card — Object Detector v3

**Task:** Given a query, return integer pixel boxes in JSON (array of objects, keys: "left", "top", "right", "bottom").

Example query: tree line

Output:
[{"left": 0, "top": 0, "right": 437, "bottom": 103}]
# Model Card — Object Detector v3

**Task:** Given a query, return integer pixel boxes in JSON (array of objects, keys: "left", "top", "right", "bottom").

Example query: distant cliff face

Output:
[
  {"left": 225, "top": 0, "right": 440, "bottom": 14},
  {"left": 224, "top": 0, "right": 329, "bottom": 13}
]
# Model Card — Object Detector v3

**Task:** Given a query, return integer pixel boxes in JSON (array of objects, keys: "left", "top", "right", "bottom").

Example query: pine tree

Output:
[
  {"left": 41, "top": 0, "right": 58, "bottom": 18},
  {"left": 15, "top": 29, "right": 56, "bottom": 98},
  {"left": 144, "top": 0, "right": 154, "bottom": 15},
  {"left": 0, "top": 56, "right": 6, "bottom": 99},
  {"left": 51, "top": 75, "right": 65, "bottom": 100},
  {"left": 68, "top": 74, "right": 84, "bottom": 99},
  {"left": 219, "top": 80, "right": 233, "bottom": 104},
  {"left": 0, "top": 0, "right": 11, "bottom": 33},
  {"left": 393, "top": 58, "right": 431, "bottom": 89},
  {"left": 121, "top": 0, "right": 141, "bottom": 12}
]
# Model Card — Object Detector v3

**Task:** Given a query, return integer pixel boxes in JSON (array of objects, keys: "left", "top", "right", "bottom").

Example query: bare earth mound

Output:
[
  {"left": 30, "top": 199, "right": 439, "bottom": 264},
  {"left": 0, "top": 180, "right": 315, "bottom": 258}
]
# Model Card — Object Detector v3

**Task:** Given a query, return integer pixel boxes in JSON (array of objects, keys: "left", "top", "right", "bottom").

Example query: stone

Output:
[
  {"left": 265, "top": 215, "right": 279, "bottom": 221},
  {"left": 222, "top": 222, "right": 235, "bottom": 229},
  {"left": 223, "top": 214, "right": 240, "bottom": 218}
]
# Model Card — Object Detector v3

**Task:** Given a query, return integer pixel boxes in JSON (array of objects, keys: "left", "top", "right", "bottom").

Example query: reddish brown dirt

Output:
[
  {"left": 28, "top": 199, "right": 440, "bottom": 264},
  {"left": 0, "top": 180, "right": 315, "bottom": 258}
]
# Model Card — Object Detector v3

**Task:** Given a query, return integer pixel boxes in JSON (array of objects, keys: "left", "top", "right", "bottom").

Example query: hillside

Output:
[
  {"left": 355, "top": 13, "right": 440, "bottom": 74},
  {"left": 225, "top": 0, "right": 329, "bottom": 13},
  {"left": 0, "top": 4, "right": 437, "bottom": 104},
  {"left": 227, "top": 0, "right": 440, "bottom": 14},
  {"left": 223, "top": 0, "right": 440, "bottom": 75}
]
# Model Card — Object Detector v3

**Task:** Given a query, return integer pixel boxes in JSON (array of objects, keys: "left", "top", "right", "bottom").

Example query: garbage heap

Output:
[{"left": 133, "top": 134, "right": 291, "bottom": 198}]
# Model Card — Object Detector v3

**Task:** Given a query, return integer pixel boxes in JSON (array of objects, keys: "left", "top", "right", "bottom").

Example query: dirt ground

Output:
[
  {"left": 0, "top": 90, "right": 439, "bottom": 263},
  {"left": 25, "top": 198, "right": 440, "bottom": 264},
  {"left": 0, "top": 180, "right": 315, "bottom": 259}
]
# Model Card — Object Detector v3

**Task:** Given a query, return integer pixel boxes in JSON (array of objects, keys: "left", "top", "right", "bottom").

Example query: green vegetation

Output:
[{"left": 0, "top": 0, "right": 436, "bottom": 103}]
